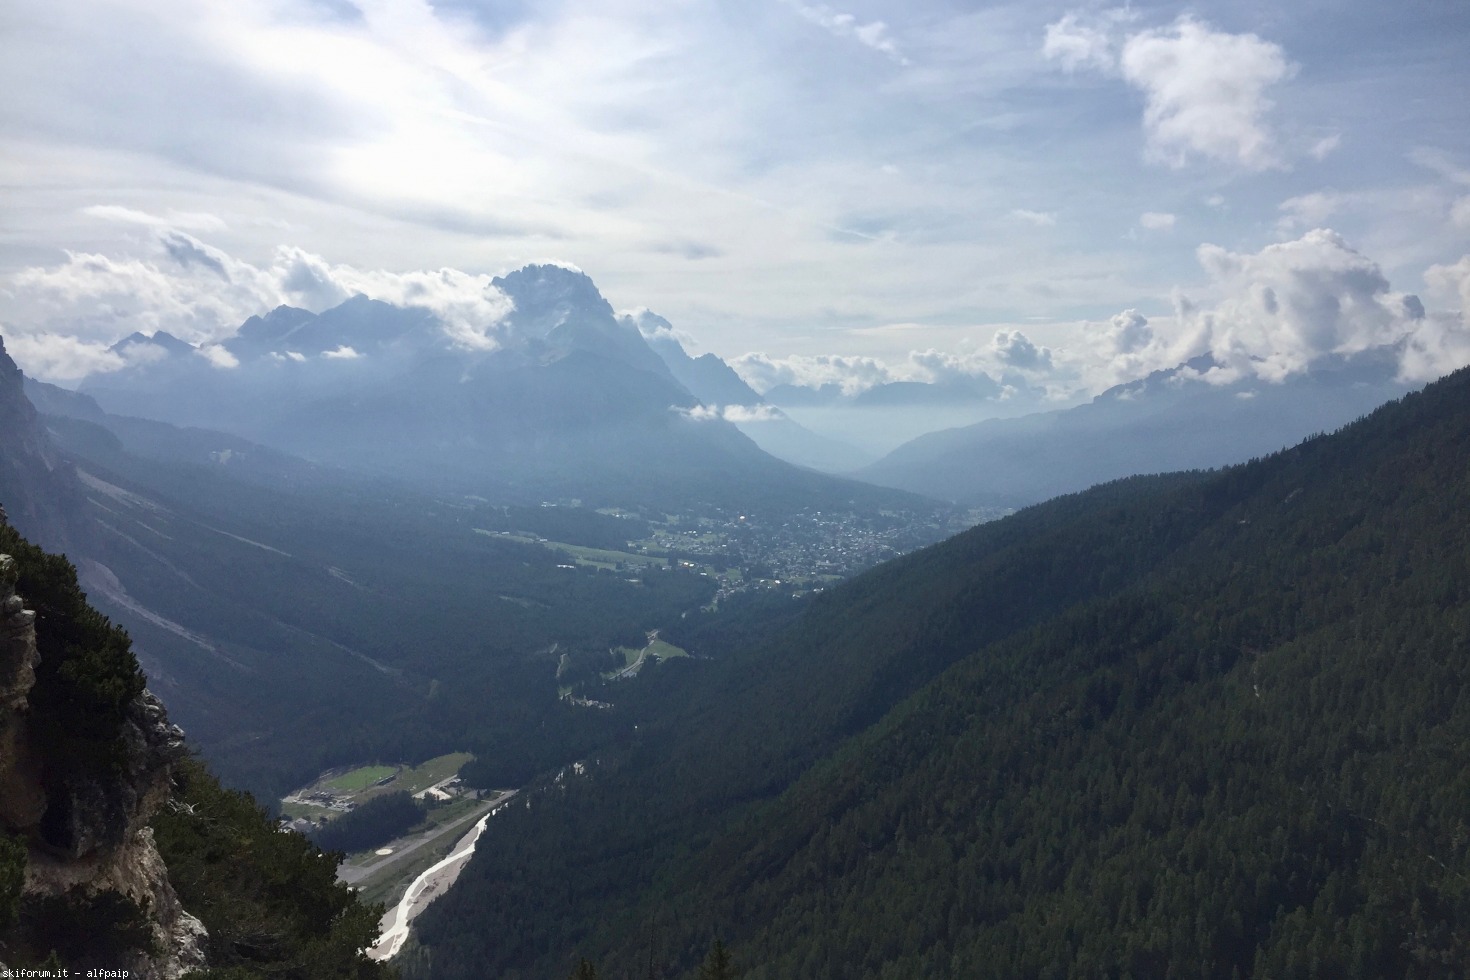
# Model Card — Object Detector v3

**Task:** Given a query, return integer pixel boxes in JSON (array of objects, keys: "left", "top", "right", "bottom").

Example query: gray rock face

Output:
[
  {"left": 37, "top": 690, "right": 188, "bottom": 861},
  {"left": 0, "top": 553, "right": 206, "bottom": 972}
]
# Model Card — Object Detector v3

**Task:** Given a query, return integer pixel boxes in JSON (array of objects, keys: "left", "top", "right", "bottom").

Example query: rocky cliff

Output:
[{"left": 0, "top": 547, "right": 205, "bottom": 977}]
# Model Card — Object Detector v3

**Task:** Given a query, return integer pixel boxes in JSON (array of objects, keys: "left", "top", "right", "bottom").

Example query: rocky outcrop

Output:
[
  {"left": 0, "top": 554, "right": 206, "bottom": 977},
  {"left": 0, "top": 554, "right": 45, "bottom": 832},
  {"left": 36, "top": 687, "right": 187, "bottom": 860}
]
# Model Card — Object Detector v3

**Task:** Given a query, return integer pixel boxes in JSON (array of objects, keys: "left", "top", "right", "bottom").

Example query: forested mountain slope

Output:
[{"left": 408, "top": 365, "right": 1470, "bottom": 979}]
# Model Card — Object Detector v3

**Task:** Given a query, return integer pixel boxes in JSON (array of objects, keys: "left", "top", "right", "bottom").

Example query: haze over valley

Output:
[{"left": 1, "top": 0, "right": 1469, "bottom": 976}]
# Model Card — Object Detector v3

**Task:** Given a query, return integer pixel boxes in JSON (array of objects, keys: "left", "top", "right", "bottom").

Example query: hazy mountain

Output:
[
  {"left": 859, "top": 350, "right": 1414, "bottom": 506},
  {"left": 79, "top": 266, "right": 911, "bottom": 510},
  {"left": 628, "top": 310, "right": 875, "bottom": 472},
  {"left": 762, "top": 376, "right": 1059, "bottom": 459},
  {"left": 408, "top": 364, "right": 1470, "bottom": 979},
  {"left": 0, "top": 338, "right": 88, "bottom": 553}
]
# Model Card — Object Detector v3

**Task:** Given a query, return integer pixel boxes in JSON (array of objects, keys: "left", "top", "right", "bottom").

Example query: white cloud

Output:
[
  {"left": 1042, "top": 9, "right": 1133, "bottom": 73},
  {"left": 321, "top": 344, "right": 363, "bottom": 360},
  {"left": 1139, "top": 211, "right": 1176, "bottom": 231},
  {"left": 1120, "top": 18, "right": 1295, "bottom": 170},
  {"left": 2, "top": 333, "right": 126, "bottom": 383},
  {"left": 196, "top": 344, "right": 240, "bottom": 369},
  {"left": 720, "top": 403, "right": 784, "bottom": 423},
  {"left": 1046, "top": 12, "right": 1296, "bottom": 171},
  {"left": 1310, "top": 134, "right": 1341, "bottom": 160},
  {"left": 674, "top": 404, "right": 721, "bottom": 422},
  {"left": 1073, "top": 232, "right": 1467, "bottom": 390},
  {"left": 82, "top": 205, "right": 227, "bottom": 233},
  {"left": 989, "top": 329, "right": 1052, "bottom": 371},
  {"left": 1277, "top": 191, "right": 1341, "bottom": 233},
  {"left": 1402, "top": 253, "right": 1470, "bottom": 382},
  {"left": 729, "top": 351, "right": 897, "bottom": 394},
  {"left": 1081, "top": 308, "right": 1180, "bottom": 386},
  {"left": 1010, "top": 209, "right": 1058, "bottom": 227},
  {"left": 1425, "top": 255, "right": 1470, "bottom": 312},
  {"left": 1451, "top": 196, "right": 1470, "bottom": 230},
  {"left": 0, "top": 229, "right": 518, "bottom": 376},
  {"left": 1186, "top": 229, "right": 1426, "bottom": 382},
  {"left": 780, "top": 1, "right": 908, "bottom": 65}
]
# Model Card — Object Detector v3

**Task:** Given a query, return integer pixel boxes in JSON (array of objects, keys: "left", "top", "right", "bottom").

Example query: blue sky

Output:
[{"left": 1, "top": 0, "right": 1467, "bottom": 398}]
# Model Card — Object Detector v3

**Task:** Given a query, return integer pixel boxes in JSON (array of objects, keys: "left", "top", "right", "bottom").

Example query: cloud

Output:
[
  {"left": 1185, "top": 229, "right": 1428, "bottom": 382},
  {"left": 1104, "top": 310, "right": 1153, "bottom": 355},
  {"left": 720, "top": 403, "right": 783, "bottom": 423},
  {"left": 1121, "top": 18, "right": 1295, "bottom": 170},
  {"left": 1, "top": 333, "right": 126, "bottom": 383},
  {"left": 1310, "top": 134, "right": 1341, "bottom": 160},
  {"left": 321, "top": 344, "right": 362, "bottom": 360},
  {"left": 780, "top": 1, "right": 908, "bottom": 65},
  {"left": 1425, "top": 255, "right": 1470, "bottom": 312},
  {"left": 82, "top": 205, "right": 227, "bottom": 233},
  {"left": 1277, "top": 191, "right": 1342, "bottom": 233},
  {"left": 1010, "top": 209, "right": 1058, "bottom": 227},
  {"left": 674, "top": 404, "right": 721, "bottom": 422},
  {"left": 196, "top": 344, "right": 240, "bottom": 369},
  {"left": 989, "top": 329, "right": 1053, "bottom": 371},
  {"left": 1042, "top": 9, "right": 1134, "bottom": 73},
  {"left": 1139, "top": 211, "right": 1176, "bottom": 231},
  {"left": 0, "top": 229, "right": 518, "bottom": 377},
  {"left": 1046, "top": 12, "right": 1296, "bottom": 171},
  {"left": 729, "top": 351, "right": 896, "bottom": 394},
  {"left": 1451, "top": 197, "right": 1470, "bottom": 230},
  {"left": 1082, "top": 308, "right": 1174, "bottom": 385},
  {"left": 1075, "top": 232, "right": 1467, "bottom": 390}
]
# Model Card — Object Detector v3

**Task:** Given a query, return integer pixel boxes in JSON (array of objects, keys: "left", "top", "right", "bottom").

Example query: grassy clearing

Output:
[
  {"left": 615, "top": 637, "right": 690, "bottom": 670},
  {"left": 645, "top": 638, "right": 688, "bottom": 660},
  {"left": 326, "top": 765, "right": 397, "bottom": 792},
  {"left": 473, "top": 528, "right": 665, "bottom": 571},
  {"left": 550, "top": 542, "right": 665, "bottom": 568},
  {"left": 394, "top": 752, "right": 474, "bottom": 795}
]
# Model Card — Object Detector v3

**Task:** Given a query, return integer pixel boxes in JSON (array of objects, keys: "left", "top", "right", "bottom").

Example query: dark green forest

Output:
[
  {"left": 402, "top": 366, "right": 1470, "bottom": 979},
  {"left": 310, "top": 790, "right": 424, "bottom": 855}
]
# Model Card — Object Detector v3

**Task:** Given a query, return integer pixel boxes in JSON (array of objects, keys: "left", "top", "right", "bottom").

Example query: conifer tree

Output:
[{"left": 698, "top": 939, "right": 735, "bottom": 980}]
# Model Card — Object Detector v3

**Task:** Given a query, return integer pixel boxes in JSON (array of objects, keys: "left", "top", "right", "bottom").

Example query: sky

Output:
[{"left": 2, "top": 0, "right": 1468, "bottom": 399}]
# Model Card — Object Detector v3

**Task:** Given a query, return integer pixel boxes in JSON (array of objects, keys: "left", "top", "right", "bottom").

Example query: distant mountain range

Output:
[
  {"left": 859, "top": 350, "right": 1416, "bottom": 506},
  {"left": 78, "top": 266, "right": 914, "bottom": 511}
]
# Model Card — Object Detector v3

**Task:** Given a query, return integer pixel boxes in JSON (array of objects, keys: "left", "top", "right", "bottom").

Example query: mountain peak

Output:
[
  {"left": 491, "top": 264, "right": 612, "bottom": 323},
  {"left": 109, "top": 331, "right": 196, "bottom": 356}
]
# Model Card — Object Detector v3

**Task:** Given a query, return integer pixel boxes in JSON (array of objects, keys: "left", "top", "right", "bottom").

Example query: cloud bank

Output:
[{"left": 1, "top": 221, "right": 517, "bottom": 378}]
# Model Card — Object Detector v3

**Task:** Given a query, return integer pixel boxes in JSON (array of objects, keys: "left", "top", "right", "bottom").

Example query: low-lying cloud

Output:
[{"left": 0, "top": 221, "right": 519, "bottom": 379}]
